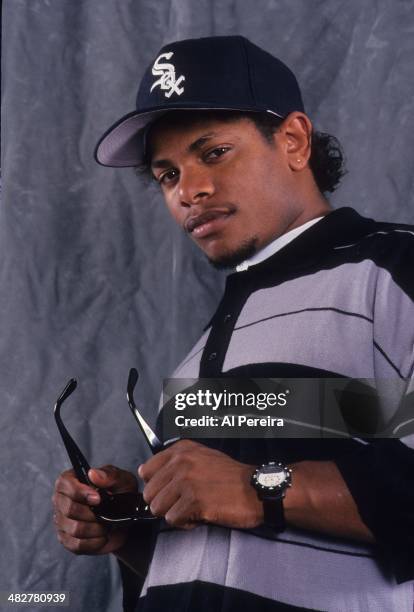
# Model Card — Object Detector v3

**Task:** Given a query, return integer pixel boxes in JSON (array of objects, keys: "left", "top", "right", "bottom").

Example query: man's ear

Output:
[{"left": 277, "top": 112, "right": 313, "bottom": 171}]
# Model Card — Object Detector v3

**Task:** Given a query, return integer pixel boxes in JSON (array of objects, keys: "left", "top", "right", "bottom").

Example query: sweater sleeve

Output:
[
  {"left": 336, "top": 246, "right": 414, "bottom": 583},
  {"left": 335, "top": 437, "right": 414, "bottom": 583}
]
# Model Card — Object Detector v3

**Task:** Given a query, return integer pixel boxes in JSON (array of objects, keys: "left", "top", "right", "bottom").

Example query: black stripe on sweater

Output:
[{"left": 137, "top": 580, "right": 317, "bottom": 612}]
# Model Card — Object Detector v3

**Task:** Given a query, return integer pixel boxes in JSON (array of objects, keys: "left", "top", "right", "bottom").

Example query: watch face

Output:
[
  {"left": 257, "top": 470, "right": 286, "bottom": 488},
  {"left": 257, "top": 466, "right": 286, "bottom": 488}
]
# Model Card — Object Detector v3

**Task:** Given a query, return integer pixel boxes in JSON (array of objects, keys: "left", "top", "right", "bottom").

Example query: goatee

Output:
[{"left": 207, "top": 238, "right": 259, "bottom": 270}]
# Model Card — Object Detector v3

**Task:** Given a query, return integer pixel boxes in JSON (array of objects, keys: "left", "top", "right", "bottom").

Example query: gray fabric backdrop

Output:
[{"left": 2, "top": 1, "right": 413, "bottom": 610}]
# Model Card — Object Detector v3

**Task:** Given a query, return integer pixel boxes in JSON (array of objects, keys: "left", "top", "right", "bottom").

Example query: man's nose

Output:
[{"left": 178, "top": 166, "right": 215, "bottom": 207}]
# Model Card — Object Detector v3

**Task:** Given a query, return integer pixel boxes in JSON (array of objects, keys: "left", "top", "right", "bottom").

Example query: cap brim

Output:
[
  {"left": 94, "top": 105, "right": 283, "bottom": 168},
  {"left": 94, "top": 109, "right": 171, "bottom": 168}
]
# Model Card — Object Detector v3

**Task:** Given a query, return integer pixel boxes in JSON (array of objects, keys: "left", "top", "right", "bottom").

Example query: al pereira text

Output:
[{"left": 175, "top": 415, "right": 285, "bottom": 428}]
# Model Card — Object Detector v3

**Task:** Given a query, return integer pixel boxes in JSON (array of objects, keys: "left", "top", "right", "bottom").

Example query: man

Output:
[{"left": 53, "top": 36, "right": 414, "bottom": 611}]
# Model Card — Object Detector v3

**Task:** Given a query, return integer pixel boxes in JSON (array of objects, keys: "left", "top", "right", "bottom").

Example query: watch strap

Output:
[{"left": 262, "top": 495, "right": 285, "bottom": 531}]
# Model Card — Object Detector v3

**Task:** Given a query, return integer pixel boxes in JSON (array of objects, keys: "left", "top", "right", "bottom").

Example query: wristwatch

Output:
[{"left": 251, "top": 461, "right": 292, "bottom": 531}]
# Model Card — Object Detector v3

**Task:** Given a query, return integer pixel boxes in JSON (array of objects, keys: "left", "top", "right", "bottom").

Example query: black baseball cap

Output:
[{"left": 95, "top": 35, "right": 304, "bottom": 167}]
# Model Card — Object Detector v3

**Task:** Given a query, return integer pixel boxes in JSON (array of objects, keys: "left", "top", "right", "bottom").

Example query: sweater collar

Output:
[
  {"left": 235, "top": 216, "right": 325, "bottom": 272},
  {"left": 227, "top": 207, "right": 375, "bottom": 283}
]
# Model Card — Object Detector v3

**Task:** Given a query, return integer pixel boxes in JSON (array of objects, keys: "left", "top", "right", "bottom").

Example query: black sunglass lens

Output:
[{"left": 94, "top": 492, "right": 153, "bottom": 522}]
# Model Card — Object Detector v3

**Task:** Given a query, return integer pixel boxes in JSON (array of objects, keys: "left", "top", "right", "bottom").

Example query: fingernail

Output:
[
  {"left": 87, "top": 493, "right": 100, "bottom": 504},
  {"left": 93, "top": 469, "right": 106, "bottom": 478}
]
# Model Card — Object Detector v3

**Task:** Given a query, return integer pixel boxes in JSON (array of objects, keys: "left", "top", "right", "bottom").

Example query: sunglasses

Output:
[{"left": 54, "top": 368, "right": 163, "bottom": 524}]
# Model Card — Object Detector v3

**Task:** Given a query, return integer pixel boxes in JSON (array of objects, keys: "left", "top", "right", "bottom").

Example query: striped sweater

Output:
[{"left": 134, "top": 207, "right": 414, "bottom": 612}]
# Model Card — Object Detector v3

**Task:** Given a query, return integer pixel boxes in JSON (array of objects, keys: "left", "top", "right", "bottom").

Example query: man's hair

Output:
[
  {"left": 139, "top": 110, "right": 346, "bottom": 194},
  {"left": 248, "top": 112, "right": 346, "bottom": 194}
]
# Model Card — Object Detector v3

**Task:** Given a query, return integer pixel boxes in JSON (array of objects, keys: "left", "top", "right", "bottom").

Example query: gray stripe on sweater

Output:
[{"left": 142, "top": 527, "right": 412, "bottom": 612}]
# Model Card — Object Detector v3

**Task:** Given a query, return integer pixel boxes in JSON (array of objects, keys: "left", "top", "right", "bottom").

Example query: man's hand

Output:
[
  {"left": 52, "top": 465, "right": 138, "bottom": 555},
  {"left": 138, "top": 440, "right": 262, "bottom": 530}
]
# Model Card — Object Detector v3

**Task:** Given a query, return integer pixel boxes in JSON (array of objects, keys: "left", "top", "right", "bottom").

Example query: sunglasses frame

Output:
[{"left": 54, "top": 368, "right": 162, "bottom": 523}]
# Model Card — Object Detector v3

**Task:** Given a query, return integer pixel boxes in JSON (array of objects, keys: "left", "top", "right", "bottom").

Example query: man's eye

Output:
[
  {"left": 205, "top": 147, "right": 230, "bottom": 161},
  {"left": 158, "top": 169, "right": 179, "bottom": 185}
]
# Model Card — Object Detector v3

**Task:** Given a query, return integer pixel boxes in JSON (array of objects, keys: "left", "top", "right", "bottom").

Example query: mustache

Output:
[{"left": 184, "top": 205, "right": 237, "bottom": 233}]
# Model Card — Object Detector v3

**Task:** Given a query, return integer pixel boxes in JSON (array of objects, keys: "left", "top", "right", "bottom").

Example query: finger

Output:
[
  {"left": 147, "top": 480, "right": 181, "bottom": 517},
  {"left": 56, "top": 528, "right": 109, "bottom": 556},
  {"left": 54, "top": 469, "right": 101, "bottom": 505},
  {"left": 138, "top": 448, "right": 173, "bottom": 482},
  {"left": 164, "top": 493, "right": 201, "bottom": 529},
  {"left": 54, "top": 509, "right": 108, "bottom": 540},
  {"left": 52, "top": 491, "right": 100, "bottom": 522},
  {"left": 138, "top": 440, "right": 198, "bottom": 482},
  {"left": 142, "top": 464, "right": 176, "bottom": 504}
]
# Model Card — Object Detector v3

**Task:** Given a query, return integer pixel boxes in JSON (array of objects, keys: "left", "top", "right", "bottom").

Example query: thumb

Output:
[{"left": 88, "top": 465, "right": 136, "bottom": 492}]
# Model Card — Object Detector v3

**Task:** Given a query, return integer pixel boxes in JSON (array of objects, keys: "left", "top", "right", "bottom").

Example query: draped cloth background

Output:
[{"left": 2, "top": 1, "right": 414, "bottom": 610}]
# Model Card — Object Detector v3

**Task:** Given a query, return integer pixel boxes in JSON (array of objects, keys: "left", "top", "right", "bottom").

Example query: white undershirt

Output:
[{"left": 235, "top": 216, "right": 325, "bottom": 272}]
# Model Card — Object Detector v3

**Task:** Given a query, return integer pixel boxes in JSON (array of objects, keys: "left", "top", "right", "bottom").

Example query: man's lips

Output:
[{"left": 185, "top": 209, "right": 236, "bottom": 238}]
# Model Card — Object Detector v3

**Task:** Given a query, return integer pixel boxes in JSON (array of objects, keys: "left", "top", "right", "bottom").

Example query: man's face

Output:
[{"left": 148, "top": 114, "right": 303, "bottom": 268}]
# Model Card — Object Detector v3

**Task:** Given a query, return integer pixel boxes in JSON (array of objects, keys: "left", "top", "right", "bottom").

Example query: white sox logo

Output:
[{"left": 150, "top": 52, "right": 185, "bottom": 98}]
